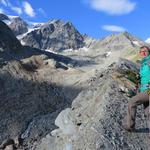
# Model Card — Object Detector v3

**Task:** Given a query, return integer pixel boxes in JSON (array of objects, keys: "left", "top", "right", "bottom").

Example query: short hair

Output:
[{"left": 140, "top": 46, "right": 150, "bottom": 53}]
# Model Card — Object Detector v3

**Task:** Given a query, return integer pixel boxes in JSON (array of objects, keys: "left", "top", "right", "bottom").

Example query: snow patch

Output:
[
  {"left": 28, "top": 21, "right": 45, "bottom": 28},
  {"left": 8, "top": 15, "right": 19, "bottom": 19},
  {"left": 20, "top": 40, "right": 26, "bottom": 45},
  {"left": 106, "top": 51, "right": 111, "bottom": 57},
  {"left": 145, "top": 38, "right": 150, "bottom": 44},
  {"left": 132, "top": 40, "right": 140, "bottom": 46},
  {"left": 80, "top": 47, "right": 89, "bottom": 52},
  {"left": 63, "top": 47, "right": 89, "bottom": 53},
  {"left": 3, "top": 20, "right": 11, "bottom": 25},
  {"left": 45, "top": 49, "right": 58, "bottom": 54},
  {"left": 63, "top": 49, "right": 74, "bottom": 52},
  {"left": 17, "top": 27, "right": 40, "bottom": 40}
]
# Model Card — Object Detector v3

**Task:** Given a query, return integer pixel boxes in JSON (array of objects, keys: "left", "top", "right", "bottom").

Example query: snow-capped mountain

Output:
[{"left": 21, "top": 20, "right": 85, "bottom": 52}]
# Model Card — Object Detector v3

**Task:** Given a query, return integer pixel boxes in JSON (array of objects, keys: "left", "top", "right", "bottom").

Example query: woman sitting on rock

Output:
[{"left": 123, "top": 46, "right": 150, "bottom": 132}]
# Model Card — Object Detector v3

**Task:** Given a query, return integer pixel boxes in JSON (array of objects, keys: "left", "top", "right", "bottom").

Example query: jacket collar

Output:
[{"left": 141, "top": 55, "right": 150, "bottom": 63}]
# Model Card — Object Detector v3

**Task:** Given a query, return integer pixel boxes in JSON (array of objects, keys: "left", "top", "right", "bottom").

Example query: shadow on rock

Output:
[
  {"left": 0, "top": 71, "right": 82, "bottom": 147},
  {"left": 135, "top": 128, "right": 149, "bottom": 133}
]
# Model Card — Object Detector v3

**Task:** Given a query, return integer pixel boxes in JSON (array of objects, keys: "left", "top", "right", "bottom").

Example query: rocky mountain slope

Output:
[
  {"left": 0, "top": 15, "right": 149, "bottom": 150},
  {"left": 0, "top": 13, "right": 9, "bottom": 21},
  {"left": 0, "top": 20, "right": 86, "bottom": 149},
  {"left": 35, "top": 58, "right": 149, "bottom": 150},
  {"left": 0, "top": 20, "right": 22, "bottom": 53},
  {"left": 60, "top": 31, "right": 150, "bottom": 73}
]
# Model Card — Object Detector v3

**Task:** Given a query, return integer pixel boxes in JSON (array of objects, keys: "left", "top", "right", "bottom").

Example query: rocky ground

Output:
[
  {"left": 1, "top": 54, "right": 149, "bottom": 150},
  {"left": 0, "top": 16, "right": 149, "bottom": 150},
  {"left": 35, "top": 58, "right": 149, "bottom": 150}
]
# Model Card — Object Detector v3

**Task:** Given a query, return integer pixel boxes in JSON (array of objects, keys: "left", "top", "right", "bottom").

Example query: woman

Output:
[{"left": 123, "top": 46, "right": 150, "bottom": 132}]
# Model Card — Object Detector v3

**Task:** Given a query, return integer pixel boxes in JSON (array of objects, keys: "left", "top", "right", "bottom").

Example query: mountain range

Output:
[{"left": 0, "top": 13, "right": 149, "bottom": 150}]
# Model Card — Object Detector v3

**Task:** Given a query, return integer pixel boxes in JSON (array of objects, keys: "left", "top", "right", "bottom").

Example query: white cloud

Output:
[
  {"left": 86, "top": 0, "right": 136, "bottom": 15},
  {"left": 102, "top": 25, "right": 126, "bottom": 32},
  {"left": 0, "top": 0, "right": 7, "bottom": 6},
  {"left": 0, "top": 0, "right": 23, "bottom": 15},
  {"left": 0, "top": 8, "right": 4, "bottom": 13},
  {"left": 23, "top": 1, "right": 35, "bottom": 17},
  {"left": 11, "top": 6, "right": 22, "bottom": 15},
  {"left": 38, "top": 8, "right": 46, "bottom": 17},
  {"left": 145, "top": 38, "right": 150, "bottom": 43},
  {"left": 0, "top": 0, "right": 36, "bottom": 17}
]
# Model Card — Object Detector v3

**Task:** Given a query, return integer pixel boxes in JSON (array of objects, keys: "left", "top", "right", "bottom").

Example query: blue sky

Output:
[{"left": 0, "top": 0, "right": 150, "bottom": 41}]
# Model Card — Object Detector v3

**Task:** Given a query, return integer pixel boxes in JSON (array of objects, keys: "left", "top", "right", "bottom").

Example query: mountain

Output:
[
  {"left": 0, "top": 20, "right": 22, "bottom": 53},
  {"left": 1, "top": 14, "right": 85, "bottom": 52},
  {"left": 60, "top": 31, "right": 149, "bottom": 72},
  {"left": 21, "top": 20, "right": 85, "bottom": 52},
  {"left": 0, "top": 13, "right": 9, "bottom": 21},
  {"left": 8, "top": 16, "right": 28, "bottom": 36},
  {"left": 0, "top": 14, "right": 150, "bottom": 150},
  {"left": 0, "top": 19, "right": 76, "bottom": 65},
  {"left": 84, "top": 32, "right": 146, "bottom": 52}
]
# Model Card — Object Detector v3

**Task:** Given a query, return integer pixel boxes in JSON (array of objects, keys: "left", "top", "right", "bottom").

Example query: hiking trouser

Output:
[{"left": 125, "top": 91, "right": 149, "bottom": 129}]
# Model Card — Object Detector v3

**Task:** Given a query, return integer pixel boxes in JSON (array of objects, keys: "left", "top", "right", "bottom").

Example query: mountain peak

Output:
[
  {"left": 21, "top": 19, "right": 85, "bottom": 51},
  {"left": 120, "top": 31, "right": 134, "bottom": 39},
  {"left": 47, "top": 19, "right": 65, "bottom": 26},
  {"left": 9, "top": 16, "right": 28, "bottom": 36}
]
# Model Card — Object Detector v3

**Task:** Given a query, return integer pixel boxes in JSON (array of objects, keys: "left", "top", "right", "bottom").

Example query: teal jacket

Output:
[{"left": 140, "top": 55, "right": 150, "bottom": 92}]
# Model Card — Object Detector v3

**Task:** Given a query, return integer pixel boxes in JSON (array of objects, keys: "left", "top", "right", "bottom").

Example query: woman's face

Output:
[{"left": 139, "top": 48, "right": 150, "bottom": 58}]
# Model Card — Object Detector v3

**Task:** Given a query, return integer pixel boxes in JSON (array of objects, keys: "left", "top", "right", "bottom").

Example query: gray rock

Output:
[
  {"left": 116, "top": 57, "right": 140, "bottom": 73},
  {"left": 36, "top": 59, "right": 149, "bottom": 150},
  {"left": 4, "top": 145, "right": 14, "bottom": 150}
]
